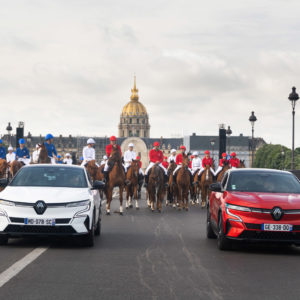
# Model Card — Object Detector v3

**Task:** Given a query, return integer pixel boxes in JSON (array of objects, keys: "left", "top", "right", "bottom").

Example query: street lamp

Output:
[
  {"left": 249, "top": 111, "right": 257, "bottom": 167},
  {"left": 281, "top": 147, "right": 285, "bottom": 170},
  {"left": 6, "top": 122, "right": 12, "bottom": 145},
  {"left": 226, "top": 126, "right": 232, "bottom": 153},
  {"left": 288, "top": 87, "right": 299, "bottom": 170},
  {"left": 210, "top": 139, "right": 215, "bottom": 163}
]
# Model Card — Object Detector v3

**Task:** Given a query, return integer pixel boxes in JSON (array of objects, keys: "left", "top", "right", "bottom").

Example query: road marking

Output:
[{"left": 0, "top": 247, "right": 48, "bottom": 288}]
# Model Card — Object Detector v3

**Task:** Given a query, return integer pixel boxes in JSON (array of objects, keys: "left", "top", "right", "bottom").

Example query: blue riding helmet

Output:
[
  {"left": 19, "top": 138, "right": 25, "bottom": 144},
  {"left": 0, "top": 139, "right": 2, "bottom": 144},
  {"left": 57, "top": 155, "right": 61, "bottom": 159},
  {"left": 45, "top": 133, "right": 54, "bottom": 141},
  {"left": 80, "top": 156, "right": 84, "bottom": 161}
]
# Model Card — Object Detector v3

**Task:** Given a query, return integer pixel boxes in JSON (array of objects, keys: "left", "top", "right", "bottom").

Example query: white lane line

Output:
[{"left": 0, "top": 247, "right": 48, "bottom": 288}]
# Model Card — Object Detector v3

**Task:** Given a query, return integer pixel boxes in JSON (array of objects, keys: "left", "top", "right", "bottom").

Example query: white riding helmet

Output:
[
  {"left": 128, "top": 143, "right": 134, "bottom": 148},
  {"left": 36, "top": 144, "right": 39, "bottom": 149},
  {"left": 171, "top": 149, "right": 176, "bottom": 154},
  {"left": 87, "top": 138, "right": 95, "bottom": 144},
  {"left": 65, "top": 153, "right": 71, "bottom": 157},
  {"left": 103, "top": 155, "right": 108, "bottom": 160},
  {"left": 193, "top": 151, "right": 199, "bottom": 156},
  {"left": 8, "top": 146, "right": 13, "bottom": 151}
]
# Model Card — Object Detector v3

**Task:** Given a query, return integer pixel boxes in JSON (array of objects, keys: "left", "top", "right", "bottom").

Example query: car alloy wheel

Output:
[
  {"left": 0, "top": 234, "right": 9, "bottom": 246},
  {"left": 217, "top": 213, "right": 231, "bottom": 251}
]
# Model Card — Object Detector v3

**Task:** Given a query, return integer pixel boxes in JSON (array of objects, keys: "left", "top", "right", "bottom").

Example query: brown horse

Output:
[
  {"left": 148, "top": 164, "right": 165, "bottom": 212},
  {"left": 105, "top": 146, "right": 125, "bottom": 215},
  {"left": 0, "top": 159, "right": 8, "bottom": 192},
  {"left": 85, "top": 160, "right": 99, "bottom": 181},
  {"left": 38, "top": 143, "right": 51, "bottom": 163},
  {"left": 192, "top": 172, "right": 201, "bottom": 205},
  {"left": 96, "top": 165, "right": 105, "bottom": 199},
  {"left": 9, "top": 160, "right": 24, "bottom": 178},
  {"left": 216, "top": 161, "right": 230, "bottom": 182},
  {"left": 238, "top": 160, "right": 246, "bottom": 168},
  {"left": 200, "top": 165, "right": 214, "bottom": 208},
  {"left": 125, "top": 160, "right": 140, "bottom": 209},
  {"left": 167, "top": 161, "right": 177, "bottom": 207},
  {"left": 176, "top": 154, "right": 190, "bottom": 211}
]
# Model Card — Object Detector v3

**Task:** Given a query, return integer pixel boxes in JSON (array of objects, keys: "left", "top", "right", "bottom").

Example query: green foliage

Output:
[{"left": 253, "top": 144, "right": 299, "bottom": 170}]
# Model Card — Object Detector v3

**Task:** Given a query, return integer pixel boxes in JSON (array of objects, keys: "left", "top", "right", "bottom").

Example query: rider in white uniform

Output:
[
  {"left": 168, "top": 149, "right": 177, "bottom": 163},
  {"left": 81, "top": 138, "right": 98, "bottom": 167},
  {"left": 124, "top": 143, "right": 143, "bottom": 175},
  {"left": 100, "top": 155, "right": 108, "bottom": 166},
  {"left": 32, "top": 144, "right": 40, "bottom": 164},
  {"left": 191, "top": 151, "right": 202, "bottom": 175},
  {"left": 6, "top": 146, "right": 16, "bottom": 163},
  {"left": 63, "top": 153, "right": 73, "bottom": 165}
]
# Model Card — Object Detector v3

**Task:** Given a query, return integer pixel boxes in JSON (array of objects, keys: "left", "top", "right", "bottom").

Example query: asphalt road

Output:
[{"left": 1, "top": 190, "right": 300, "bottom": 300}]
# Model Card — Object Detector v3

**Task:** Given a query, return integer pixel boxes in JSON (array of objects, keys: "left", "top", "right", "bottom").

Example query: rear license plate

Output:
[
  {"left": 262, "top": 224, "right": 293, "bottom": 232},
  {"left": 24, "top": 218, "right": 56, "bottom": 226}
]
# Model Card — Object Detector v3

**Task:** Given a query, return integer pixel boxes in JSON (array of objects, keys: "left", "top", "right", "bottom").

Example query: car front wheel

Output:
[
  {"left": 217, "top": 213, "right": 231, "bottom": 251},
  {"left": 80, "top": 217, "right": 95, "bottom": 247},
  {"left": 206, "top": 206, "right": 216, "bottom": 239}
]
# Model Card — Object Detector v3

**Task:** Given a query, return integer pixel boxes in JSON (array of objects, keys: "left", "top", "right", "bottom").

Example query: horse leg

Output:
[
  {"left": 119, "top": 186, "right": 124, "bottom": 215},
  {"left": 185, "top": 187, "right": 189, "bottom": 211},
  {"left": 134, "top": 184, "right": 139, "bottom": 210},
  {"left": 106, "top": 188, "right": 112, "bottom": 215},
  {"left": 150, "top": 193, "right": 155, "bottom": 212},
  {"left": 177, "top": 186, "right": 182, "bottom": 211},
  {"left": 201, "top": 186, "right": 207, "bottom": 208},
  {"left": 147, "top": 191, "right": 151, "bottom": 208},
  {"left": 126, "top": 186, "right": 130, "bottom": 209}
]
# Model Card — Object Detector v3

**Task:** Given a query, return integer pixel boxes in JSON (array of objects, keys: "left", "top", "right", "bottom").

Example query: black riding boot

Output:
[
  {"left": 190, "top": 173, "right": 194, "bottom": 186},
  {"left": 103, "top": 171, "right": 109, "bottom": 184},
  {"left": 164, "top": 174, "right": 169, "bottom": 187},
  {"left": 144, "top": 174, "right": 149, "bottom": 188},
  {"left": 172, "top": 172, "right": 177, "bottom": 185}
]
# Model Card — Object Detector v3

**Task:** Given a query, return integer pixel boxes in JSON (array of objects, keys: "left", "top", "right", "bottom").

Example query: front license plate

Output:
[
  {"left": 24, "top": 218, "right": 56, "bottom": 226},
  {"left": 262, "top": 224, "right": 293, "bottom": 232}
]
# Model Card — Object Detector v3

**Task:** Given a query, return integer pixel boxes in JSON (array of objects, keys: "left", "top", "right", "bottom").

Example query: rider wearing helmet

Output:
[
  {"left": 162, "top": 156, "right": 169, "bottom": 169},
  {"left": 81, "top": 138, "right": 97, "bottom": 167},
  {"left": 198, "top": 150, "right": 215, "bottom": 177},
  {"left": 6, "top": 146, "right": 16, "bottom": 163},
  {"left": 229, "top": 152, "right": 240, "bottom": 168},
  {"left": 124, "top": 143, "right": 136, "bottom": 172},
  {"left": 103, "top": 136, "right": 122, "bottom": 183},
  {"left": 63, "top": 153, "right": 73, "bottom": 165},
  {"left": 144, "top": 141, "right": 168, "bottom": 187},
  {"left": 100, "top": 155, "right": 108, "bottom": 166},
  {"left": 168, "top": 149, "right": 177, "bottom": 163},
  {"left": 56, "top": 155, "right": 63, "bottom": 164},
  {"left": 191, "top": 151, "right": 202, "bottom": 175},
  {"left": 136, "top": 156, "right": 144, "bottom": 199},
  {"left": 215, "top": 153, "right": 229, "bottom": 176},
  {"left": 16, "top": 139, "right": 31, "bottom": 165},
  {"left": 44, "top": 134, "right": 57, "bottom": 164},
  {"left": 0, "top": 139, "right": 6, "bottom": 160}
]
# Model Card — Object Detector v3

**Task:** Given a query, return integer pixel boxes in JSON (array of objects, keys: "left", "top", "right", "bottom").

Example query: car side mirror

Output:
[
  {"left": 92, "top": 180, "right": 105, "bottom": 190},
  {"left": 209, "top": 182, "right": 223, "bottom": 192},
  {"left": 0, "top": 178, "right": 9, "bottom": 188}
]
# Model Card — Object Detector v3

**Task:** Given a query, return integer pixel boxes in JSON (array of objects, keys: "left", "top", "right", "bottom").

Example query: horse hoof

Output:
[
  {"left": 136, "top": 207, "right": 140, "bottom": 210},
  {"left": 129, "top": 205, "right": 133, "bottom": 208},
  {"left": 178, "top": 208, "right": 182, "bottom": 211},
  {"left": 106, "top": 212, "right": 110, "bottom": 215},
  {"left": 158, "top": 210, "right": 161, "bottom": 213},
  {"left": 185, "top": 208, "right": 189, "bottom": 211},
  {"left": 151, "top": 209, "right": 154, "bottom": 212},
  {"left": 120, "top": 212, "right": 123, "bottom": 216}
]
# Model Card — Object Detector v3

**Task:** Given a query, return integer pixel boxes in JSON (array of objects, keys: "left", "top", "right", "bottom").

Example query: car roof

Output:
[
  {"left": 22, "top": 164, "right": 84, "bottom": 169},
  {"left": 228, "top": 168, "right": 292, "bottom": 175}
]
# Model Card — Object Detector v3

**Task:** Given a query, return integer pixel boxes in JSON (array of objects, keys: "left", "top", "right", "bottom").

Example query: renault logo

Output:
[
  {"left": 34, "top": 201, "right": 47, "bottom": 215},
  {"left": 271, "top": 207, "right": 283, "bottom": 221}
]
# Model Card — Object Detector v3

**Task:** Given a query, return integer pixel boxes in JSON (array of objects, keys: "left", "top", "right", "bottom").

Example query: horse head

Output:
[
  {"left": 182, "top": 154, "right": 189, "bottom": 169},
  {"left": 86, "top": 160, "right": 98, "bottom": 181},
  {"left": 0, "top": 159, "right": 8, "bottom": 177},
  {"left": 150, "top": 164, "right": 163, "bottom": 189},
  {"left": 131, "top": 160, "right": 140, "bottom": 177},
  {"left": 239, "top": 160, "right": 246, "bottom": 168}
]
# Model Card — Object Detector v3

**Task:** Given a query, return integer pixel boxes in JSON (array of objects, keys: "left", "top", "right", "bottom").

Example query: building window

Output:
[
  {"left": 129, "top": 119, "right": 132, "bottom": 124},
  {"left": 122, "top": 130, "right": 124, "bottom": 137},
  {"left": 129, "top": 130, "right": 133, "bottom": 137},
  {"left": 136, "top": 130, "right": 140, "bottom": 137},
  {"left": 137, "top": 119, "right": 139, "bottom": 124},
  {"left": 142, "top": 119, "right": 145, "bottom": 124}
]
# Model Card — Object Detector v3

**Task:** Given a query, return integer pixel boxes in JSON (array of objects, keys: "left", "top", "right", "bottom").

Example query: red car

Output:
[{"left": 207, "top": 169, "right": 300, "bottom": 250}]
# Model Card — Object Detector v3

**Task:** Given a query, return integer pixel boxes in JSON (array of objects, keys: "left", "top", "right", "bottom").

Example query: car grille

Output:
[
  {"left": 239, "top": 230, "right": 300, "bottom": 241},
  {"left": 4, "top": 225, "right": 76, "bottom": 234},
  {"left": 9, "top": 217, "right": 71, "bottom": 224}
]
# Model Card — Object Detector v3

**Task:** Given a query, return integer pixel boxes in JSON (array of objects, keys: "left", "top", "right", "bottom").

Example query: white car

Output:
[{"left": 0, "top": 164, "right": 104, "bottom": 247}]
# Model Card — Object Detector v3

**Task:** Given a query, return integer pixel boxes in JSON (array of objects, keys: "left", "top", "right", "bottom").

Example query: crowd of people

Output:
[{"left": 0, "top": 134, "right": 241, "bottom": 182}]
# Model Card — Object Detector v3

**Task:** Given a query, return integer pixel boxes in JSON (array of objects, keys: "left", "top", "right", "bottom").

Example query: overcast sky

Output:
[{"left": 0, "top": 0, "right": 300, "bottom": 147}]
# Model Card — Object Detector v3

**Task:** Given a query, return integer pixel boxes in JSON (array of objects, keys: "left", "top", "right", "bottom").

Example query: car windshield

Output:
[
  {"left": 227, "top": 171, "right": 300, "bottom": 194},
  {"left": 10, "top": 166, "right": 88, "bottom": 188}
]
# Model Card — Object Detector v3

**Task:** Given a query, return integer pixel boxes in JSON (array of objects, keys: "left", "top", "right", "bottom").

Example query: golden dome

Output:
[{"left": 121, "top": 76, "right": 148, "bottom": 116}]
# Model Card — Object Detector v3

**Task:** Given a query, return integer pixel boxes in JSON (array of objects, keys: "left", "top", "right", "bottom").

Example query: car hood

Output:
[
  {"left": 0, "top": 186, "right": 92, "bottom": 204},
  {"left": 227, "top": 191, "right": 300, "bottom": 209}
]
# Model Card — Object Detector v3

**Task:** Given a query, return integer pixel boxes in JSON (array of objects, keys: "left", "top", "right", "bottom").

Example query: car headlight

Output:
[
  {"left": 66, "top": 200, "right": 90, "bottom": 208},
  {"left": 0, "top": 199, "right": 15, "bottom": 206},
  {"left": 225, "top": 203, "right": 251, "bottom": 222}
]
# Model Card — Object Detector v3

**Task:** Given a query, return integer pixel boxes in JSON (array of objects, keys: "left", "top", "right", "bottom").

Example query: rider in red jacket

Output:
[
  {"left": 162, "top": 156, "right": 169, "bottom": 169},
  {"left": 144, "top": 142, "right": 168, "bottom": 187},
  {"left": 198, "top": 150, "right": 215, "bottom": 177},
  {"left": 229, "top": 152, "right": 240, "bottom": 168},
  {"left": 215, "top": 153, "right": 228, "bottom": 176}
]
